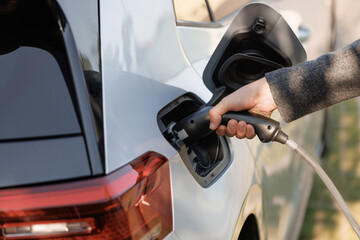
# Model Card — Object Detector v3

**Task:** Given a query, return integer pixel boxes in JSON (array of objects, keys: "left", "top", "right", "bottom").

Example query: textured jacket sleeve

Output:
[{"left": 265, "top": 39, "right": 360, "bottom": 122}]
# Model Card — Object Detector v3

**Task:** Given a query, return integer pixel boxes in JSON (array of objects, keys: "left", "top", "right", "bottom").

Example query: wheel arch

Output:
[{"left": 231, "top": 184, "right": 265, "bottom": 240}]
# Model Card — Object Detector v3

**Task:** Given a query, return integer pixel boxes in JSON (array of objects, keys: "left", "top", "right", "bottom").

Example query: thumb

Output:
[{"left": 209, "top": 99, "right": 229, "bottom": 130}]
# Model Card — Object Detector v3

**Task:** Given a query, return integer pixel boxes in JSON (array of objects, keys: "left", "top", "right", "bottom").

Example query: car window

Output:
[
  {"left": 208, "top": 0, "right": 251, "bottom": 22},
  {"left": 173, "top": 0, "right": 211, "bottom": 23},
  {"left": 0, "top": 46, "right": 82, "bottom": 140},
  {"left": 0, "top": 0, "right": 83, "bottom": 140}
]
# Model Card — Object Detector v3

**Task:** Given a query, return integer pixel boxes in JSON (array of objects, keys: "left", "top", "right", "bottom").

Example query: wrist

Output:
[
  {"left": 253, "top": 77, "right": 277, "bottom": 115},
  {"left": 263, "top": 77, "right": 277, "bottom": 110}
]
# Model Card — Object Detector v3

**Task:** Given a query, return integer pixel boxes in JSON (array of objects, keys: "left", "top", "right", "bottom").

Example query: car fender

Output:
[{"left": 231, "top": 184, "right": 264, "bottom": 240}]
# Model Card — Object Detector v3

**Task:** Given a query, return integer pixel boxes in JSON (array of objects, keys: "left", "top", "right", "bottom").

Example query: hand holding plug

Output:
[{"left": 209, "top": 77, "right": 277, "bottom": 139}]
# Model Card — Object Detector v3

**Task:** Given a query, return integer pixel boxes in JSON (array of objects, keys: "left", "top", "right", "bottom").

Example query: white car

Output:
[{"left": 0, "top": 0, "right": 333, "bottom": 239}]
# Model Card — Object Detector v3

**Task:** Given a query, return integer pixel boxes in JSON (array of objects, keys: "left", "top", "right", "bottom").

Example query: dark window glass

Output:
[
  {"left": 0, "top": 47, "right": 81, "bottom": 140},
  {"left": 0, "top": 0, "right": 83, "bottom": 140}
]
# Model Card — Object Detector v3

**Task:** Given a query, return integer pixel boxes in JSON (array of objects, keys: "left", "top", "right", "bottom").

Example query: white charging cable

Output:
[{"left": 286, "top": 138, "right": 360, "bottom": 239}]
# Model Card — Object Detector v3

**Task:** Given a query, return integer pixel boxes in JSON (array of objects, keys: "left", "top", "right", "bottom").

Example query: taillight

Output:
[{"left": 0, "top": 152, "right": 172, "bottom": 240}]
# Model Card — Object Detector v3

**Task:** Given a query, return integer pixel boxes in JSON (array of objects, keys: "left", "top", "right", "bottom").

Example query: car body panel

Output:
[
  {"left": 102, "top": 70, "right": 185, "bottom": 172},
  {"left": 169, "top": 137, "right": 255, "bottom": 240},
  {"left": 99, "top": 0, "right": 188, "bottom": 82},
  {"left": 100, "top": 0, "right": 213, "bottom": 173}
]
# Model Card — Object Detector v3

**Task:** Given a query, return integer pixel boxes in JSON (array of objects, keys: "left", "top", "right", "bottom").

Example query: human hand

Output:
[{"left": 209, "top": 77, "right": 277, "bottom": 139}]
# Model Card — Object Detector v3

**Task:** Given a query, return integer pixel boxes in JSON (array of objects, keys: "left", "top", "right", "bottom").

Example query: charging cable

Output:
[{"left": 285, "top": 137, "right": 360, "bottom": 238}]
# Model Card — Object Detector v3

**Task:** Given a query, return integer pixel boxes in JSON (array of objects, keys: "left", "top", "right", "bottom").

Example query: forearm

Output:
[{"left": 266, "top": 39, "right": 360, "bottom": 122}]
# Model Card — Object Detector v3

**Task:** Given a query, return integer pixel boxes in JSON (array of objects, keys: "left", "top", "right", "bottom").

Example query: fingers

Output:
[
  {"left": 225, "top": 119, "right": 238, "bottom": 137},
  {"left": 215, "top": 125, "right": 226, "bottom": 136},
  {"left": 234, "top": 121, "right": 255, "bottom": 139},
  {"left": 245, "top": 124, "right": 256, "bottom": 139},
  {"left": 236, "top": 121, "right": 247, "bottom": 139},
  {"left": 215, "top": 121, "right": 256, "bottom": 140}
]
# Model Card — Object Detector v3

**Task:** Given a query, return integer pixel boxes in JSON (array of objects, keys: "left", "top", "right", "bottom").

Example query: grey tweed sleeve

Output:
[{"left": 265, "top": 39, "right": 360, "bottom": 122}]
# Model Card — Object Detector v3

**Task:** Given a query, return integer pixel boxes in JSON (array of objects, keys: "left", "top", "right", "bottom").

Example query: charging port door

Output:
[
  {"left": 157, "top": 93, "right": 231, "bottom": 188},
  {"left": 203, "top": 3, "right": 306, "bottom": 105}
]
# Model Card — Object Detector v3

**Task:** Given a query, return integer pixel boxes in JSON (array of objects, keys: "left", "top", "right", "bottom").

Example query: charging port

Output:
[{"left": 157, "top": 93, "right": 231, "bottom": 187}]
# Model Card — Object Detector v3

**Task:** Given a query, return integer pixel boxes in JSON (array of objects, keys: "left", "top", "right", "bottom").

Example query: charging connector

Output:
[{"left": 172, "top": 106, "right": 288, "bottom": 145}]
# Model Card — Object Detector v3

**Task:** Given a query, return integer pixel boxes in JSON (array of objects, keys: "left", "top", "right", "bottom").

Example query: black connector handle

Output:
[
  {"left": 172, "top": 106, "right": 288, "bottom": 145},
  {"left": 221, "top": 111, "right": 287, "bottom": 143}
]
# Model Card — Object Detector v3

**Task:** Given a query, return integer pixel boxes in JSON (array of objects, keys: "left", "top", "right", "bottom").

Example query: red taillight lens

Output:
[{"left": 0, "top": 152, "right": 172, "bottom": 240}]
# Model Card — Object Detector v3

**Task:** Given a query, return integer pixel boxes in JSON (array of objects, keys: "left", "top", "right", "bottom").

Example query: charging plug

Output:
[{"left": 172, "top": 106, "right": 288, "bottom": 145}]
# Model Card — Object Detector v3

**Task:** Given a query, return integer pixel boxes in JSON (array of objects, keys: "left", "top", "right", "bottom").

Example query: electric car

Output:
[{"left": 0, "top": 0, "right": 334, "bottom": 239}]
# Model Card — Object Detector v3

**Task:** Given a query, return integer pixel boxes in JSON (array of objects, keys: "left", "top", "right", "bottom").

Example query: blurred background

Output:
[{"left": 299, "top": 0, "right": 360, "bottom": 239}]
